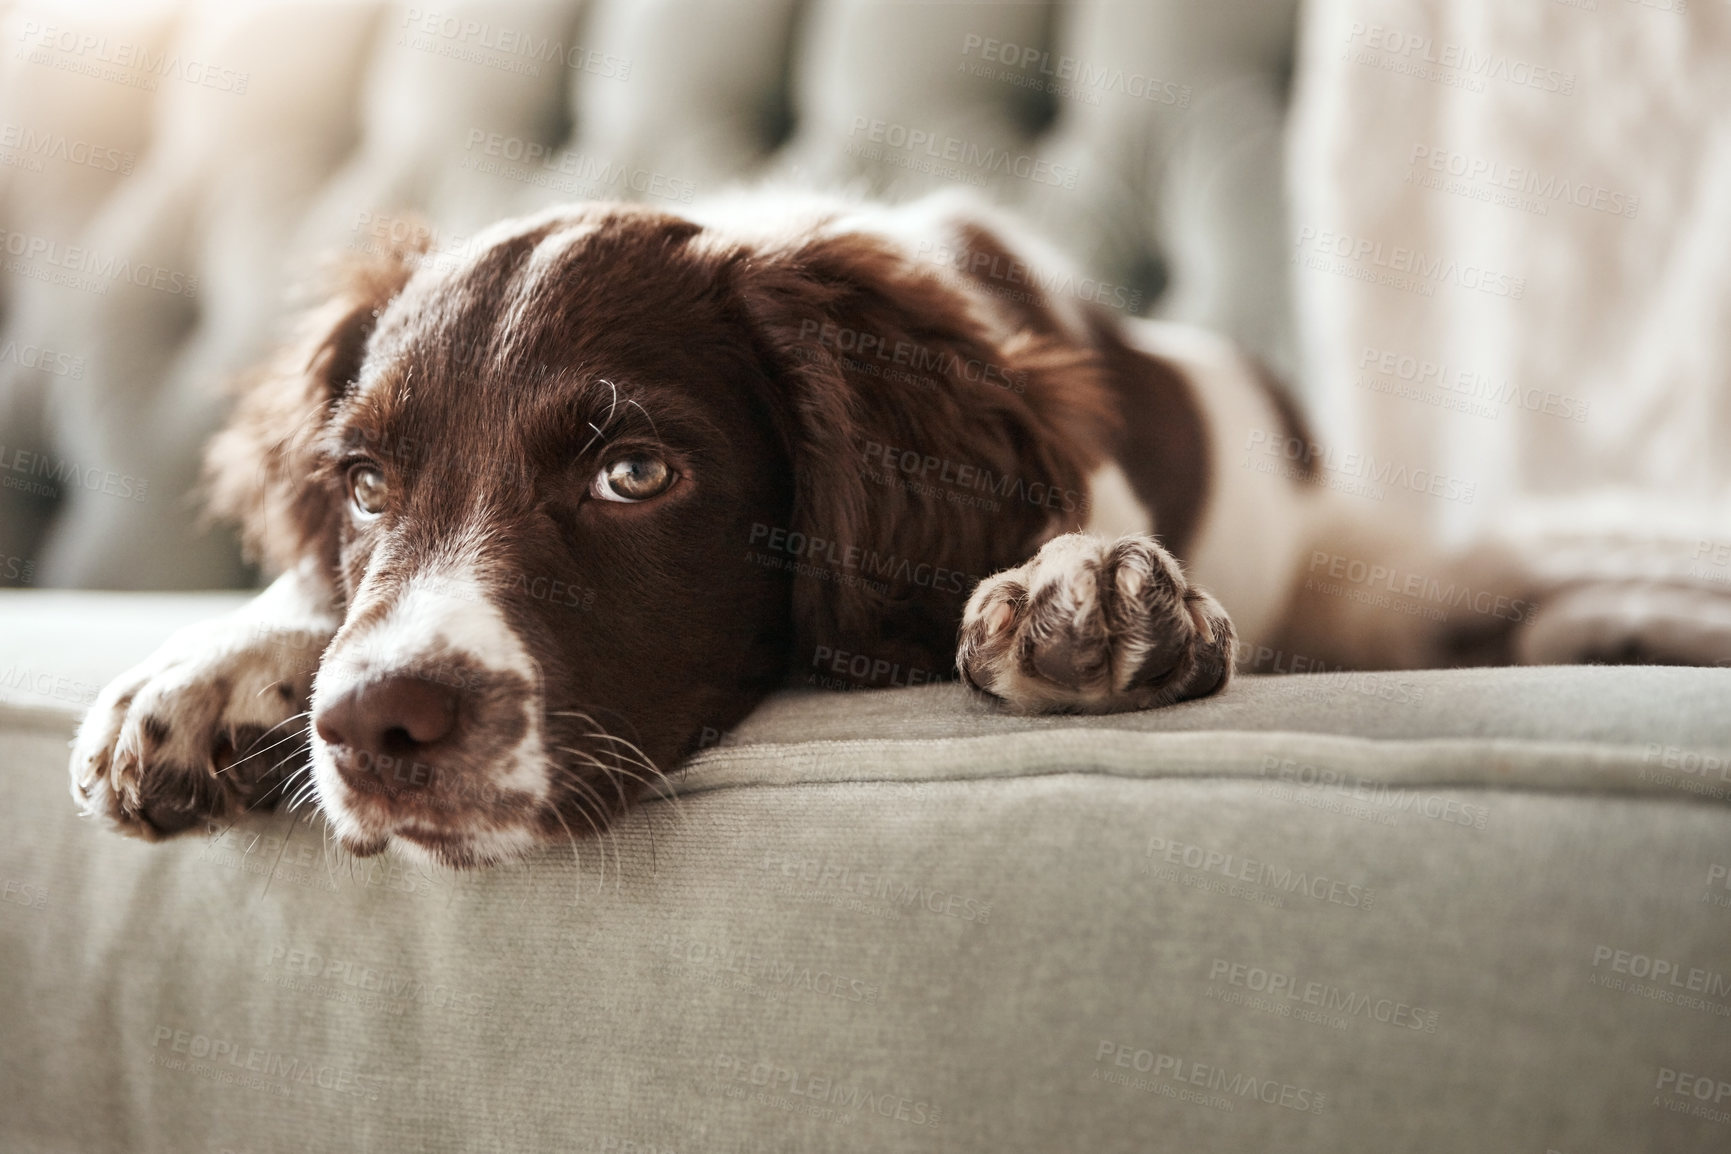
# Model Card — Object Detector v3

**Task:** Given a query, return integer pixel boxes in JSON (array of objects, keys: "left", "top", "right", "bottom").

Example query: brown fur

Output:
[{"left": 196, "top": 201, "right": 1124, "bottom": 844}]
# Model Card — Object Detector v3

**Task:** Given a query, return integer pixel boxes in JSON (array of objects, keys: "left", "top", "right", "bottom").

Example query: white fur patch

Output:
[
  {"left": 1121, "top": 319, "right": 1316, "bottom": 650},
  {"left": 68, "top": 562, "right": 337, "bottom": 833},
  {"left": 388, "top": 823, "right": 541, "bottom": 870},
  {"left": 310, "top": 557, "right": 548, "bottom": 845},
  {"left": 1083, "top": 462, "right": 1153, "bottom": 540}
]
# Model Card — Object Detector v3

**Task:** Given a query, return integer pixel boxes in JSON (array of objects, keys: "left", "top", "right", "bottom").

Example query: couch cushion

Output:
[{"left": 2, "top": 592, "right": 1729, "bottom": 1153}]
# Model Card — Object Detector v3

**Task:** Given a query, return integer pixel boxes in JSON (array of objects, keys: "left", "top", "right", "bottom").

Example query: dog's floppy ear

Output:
[
  {"left": 204, "top": 242, "right": 421, "bottom": 579},
  {"left": 730, "top": 230, "right": 1117, "bottom": 682}
]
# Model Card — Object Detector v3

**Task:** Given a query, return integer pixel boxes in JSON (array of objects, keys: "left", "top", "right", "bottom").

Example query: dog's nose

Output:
[{"left": 314, "top": 675, "right": 459, "bottom": 776}]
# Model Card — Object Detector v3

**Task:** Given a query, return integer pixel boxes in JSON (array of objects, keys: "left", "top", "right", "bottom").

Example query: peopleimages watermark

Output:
[
  {"left": 1238, "top": 644, "right": 1427, "bottom": 707},
  {"left": 1293, "top": 226, "right": 1525, "bottom": 300},
  {"left": 710, "top": 1052, "right": 944, "bottom": 1128},
  {"left": 1243, "top": 428, "right": 1478, "bottom": 505},
  {"left": 758, "top": 851, "right": 993, "bottom": 924},
  {"left": 395, "top": 8, "right": 631, "bottom": 81},
  {"left": 1552, "top": 0, "right": 1690, "bottom": 15},
  {"left": 1690, "top": 539, "right": 1731, "bottom": 588},
  {"left": 1356, "top": 344, "right": 1590, "bottom": 424},
  {"left": 861, "top": 438, "right": 1084, "bottom": 516},
  {"left": 459, "top": 130, "right": 696, "bottom": 204},
  {"left": 350, "top": 210, "right": 481, "bottom": 273},
  {"left": 261, "top": 943, "right": 496, "bottom": 1018},
  {"left": 1141, "top": 835, "right": 1377, "bottom": 911},
  {"left": 1304, "top": 550, "right": 1530, "bottom": 626},
  {"left": 1706, "top": 864, "right": 1731, "bottom": 911},
  {"left": 148, "top": 1024, "right": 384, "bottom": 1101},
  {"left": 1589, "top": 943, "right": 1731, "bottom": 1016},
  {"left": 1091, "top": 1041, "right": 1327, "bottom": 1114},
  {"left": 1342, "top": 22, "right": 1575, "bottom": 96},
  {"left": 0, "top": 121, "right": 134, "bottom": 176},
  {"left": 1653, "top": 1066, "right": 1731, "bottom": 1126},
  {"left": 0, "top": 336, "right": 85, "bottom": 380},
  {"left": 1406, "top": 144, "right": 1639, "bottom": 221},
  {"left": 1257, "top": 755, "right": 1490, "bottom": 832},
  {"left": 198, "top": 828, "right": 337, "bottom": 896},
  {"left": 1, "top": 877, "right": 48, "bottom": 911},
  {"left": 16, "top": 20, "right": 249, "bottom": 94},
  {"left": 419, "top": 568, "right": 596, "bottom": 613},
  {"left": 665, "top": 936, "right": 883, "bottom": 1005},
  {"left": 0, "top": 552, "right": 36, "bottom": 584},
  {"left": 0, "top": 663, "right": 101, "bottom": 707},
  {"left": 0, "top": 227, "right": 198, "bottom": 298},
  {"left": 913, "top": 236, "right": 1143, "bottom": 313},
  {"left": 846, "top": 116, "right": 1078, "bottom": 190},
  {"left": 795, "top": 319, "right": 1028, "bottom": 394},
  {"left": 745, "top": 522, "right": 980, "bottom": 597},
  {"left": 1204, "top": 956, "right": 1440, "bottom": 1034},
  {"left": 958, "top": 34, "right": 1191, "bottom": 109},
  {"left": 807, "top": 645, "right": 946, "bottom": 692},
  {"left": 199, "top": 825, "right": 441, "bottom": 900},
  {"left": 1639, "top": 743, "right": 1731, "bottom": 802}
]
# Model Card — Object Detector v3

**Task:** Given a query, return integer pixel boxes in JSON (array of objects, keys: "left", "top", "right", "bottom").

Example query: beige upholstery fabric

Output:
[{"left": 3, "top": 592, "right": 1730, "bottom": 1152}]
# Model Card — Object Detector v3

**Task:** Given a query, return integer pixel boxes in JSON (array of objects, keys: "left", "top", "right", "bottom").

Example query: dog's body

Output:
[{"left": 65, "top": 190, "right": 1716, "bottom": 867}]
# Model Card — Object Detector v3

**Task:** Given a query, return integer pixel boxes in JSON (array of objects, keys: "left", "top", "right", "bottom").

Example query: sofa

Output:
[
  {"left": 4, "top": 594, "right": 1731, "bottom": 1152},
  {"left": 4, "top": 0, "right": 1730, "bottom": 1151}
]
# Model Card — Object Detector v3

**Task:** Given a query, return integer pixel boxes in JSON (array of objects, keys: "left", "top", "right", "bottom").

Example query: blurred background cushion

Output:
[
  {"left": 7, "top": 0, "right": 1728, "bottom": 592},
  {"left": 2, "top": 0, "right": 1304, "bottom": 587}
]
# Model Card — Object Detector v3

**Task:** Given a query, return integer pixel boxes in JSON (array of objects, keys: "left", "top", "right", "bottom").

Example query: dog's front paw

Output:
[
  {"left": 69, "top": 618, "right": 327, "bottom": 838},
  {"left": 957, "top": 533, "right": 1236, "bottom": 713}
]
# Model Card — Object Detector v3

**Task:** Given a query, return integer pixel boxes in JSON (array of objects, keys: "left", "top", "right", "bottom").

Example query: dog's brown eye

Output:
[
  {"left": 347, "top": 464, "right": 389, "bottom": 517},
  {"left": 591, "top": 455, "right": 673, "bottom": 503}
]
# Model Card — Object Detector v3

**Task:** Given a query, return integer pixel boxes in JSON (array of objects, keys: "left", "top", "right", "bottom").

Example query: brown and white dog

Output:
[{"left": 64, "top": 190, "right": 1719, "bottom": 867}]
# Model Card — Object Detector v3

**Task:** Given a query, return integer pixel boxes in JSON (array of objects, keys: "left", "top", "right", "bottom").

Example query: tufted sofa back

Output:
[{"left": 0, "top": 0, "right": 1298, "bottom": 589}]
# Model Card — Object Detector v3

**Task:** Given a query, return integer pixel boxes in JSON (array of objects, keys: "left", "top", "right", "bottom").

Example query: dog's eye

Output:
[
  {"left": 347, "top": 464, "right": 389, "bottom": 517},
  {"left": 591, "top": 455, "right": 673, "bottom": 503}
]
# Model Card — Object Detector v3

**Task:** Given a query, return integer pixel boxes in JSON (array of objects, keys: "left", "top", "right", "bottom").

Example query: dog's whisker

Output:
[
  {"left": 244, "top": 708, "right": 312, "bottom": 742},
  {"left": 558, "top": 743, "right": 671, "bottom": 885},
  {"left": 257, "top": 805, "right": 306, "bottom": 899},
  {"left": 211, "top": 711, "right": 309, "bottom": 776},
  {"left": 320, "top": 813, "right": 346, "bottom": 891},
  {"left": 602, "top": 760, "right": 664, "bottom": 873},
  {"left": 559, "top": 775, "right": 618, "bottom": 890},
  {"left": 548, "top": 805, "right": 586, "bottom": 906},
  {"left": 221, "top": 718, "right": 313, "bottom": 775},
  {"left": 249, "top": 752, "right": 314, "bottom": 812},
  {"left": 285, "top": 780, "right": 321, "bottom": 814},
  {"left": 281, "top": 765, "right": 325, "bottom": 815},
  {"left": 587, "top": 747, "right": 633, "bottom": 814},
  {"left": 552, "top": 711, "right": 685, "bottom": 824},
  {"left": 570, "top": 731, "right": 666, "bottom": 778}
]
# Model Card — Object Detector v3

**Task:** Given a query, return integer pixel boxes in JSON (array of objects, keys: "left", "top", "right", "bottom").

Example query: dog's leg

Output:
[
  {"left": 1516, "top": 583, "right": 1731, "bottom": 666},
  {"left": 1500, "top": 509, "right": 1731, "bottom": 666},
  {"left": 1270, "top": 496, "right": 1731, "bottom": 671},
  {"left": 1261, "top": 504, "right": 1517, "bottom": 670},
  {"left": 69, "top": 561, "right": 338, "bottom": 838},
  {"left": 957, "top": 532, "right": 1236, "bottom": 712}
]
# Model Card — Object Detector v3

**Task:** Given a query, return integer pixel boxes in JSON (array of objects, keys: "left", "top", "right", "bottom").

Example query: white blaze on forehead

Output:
[
  {"left": 344, "top": 564, "right": 536, "bottom": 680},
  {"left": 311, "top": 557, "right": 548, "bottom": 822}
]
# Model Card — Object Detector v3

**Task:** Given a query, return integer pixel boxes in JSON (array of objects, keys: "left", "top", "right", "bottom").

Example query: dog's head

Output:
[{"left": 207, "top": 199, "right": 1108, "bottom": 866}]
